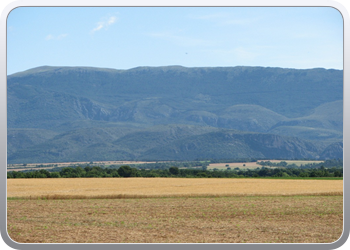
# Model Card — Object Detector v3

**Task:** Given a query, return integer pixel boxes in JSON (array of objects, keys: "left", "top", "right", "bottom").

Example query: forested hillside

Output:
[{"left": 7, "top": 66, "right": 343, "bottom": 163}]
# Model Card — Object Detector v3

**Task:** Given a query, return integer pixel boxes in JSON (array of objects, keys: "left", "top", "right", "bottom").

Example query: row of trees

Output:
[
  {"left": 257, "top": 159, "right": 343, "bottom": 169},
  {"left": 7, "top": 165, "right": 343, "bottom": 179}
]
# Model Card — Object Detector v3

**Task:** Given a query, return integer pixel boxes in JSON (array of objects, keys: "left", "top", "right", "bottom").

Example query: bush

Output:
[
  {"left": 169, "top": 166, "right": 179, "bottom": 175},
  {"left": 117, "top": 165, "right": 135, "bottom": 177}
]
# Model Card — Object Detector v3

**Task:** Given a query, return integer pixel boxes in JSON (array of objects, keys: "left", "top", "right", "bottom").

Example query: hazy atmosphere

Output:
[
  {"left": 7, "top": 6, "right": 344, "bottom": 164},
  {"left": 6, "top": 6, "right": 344, "bottom": 245},
  {"left": 7, "top": 7, "right": 343, "bottom": 75}
]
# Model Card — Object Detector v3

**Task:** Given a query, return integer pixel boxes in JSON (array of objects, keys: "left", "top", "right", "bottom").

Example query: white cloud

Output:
[
  {"left": 108, "top": 16, "right": 116, "bottom": 25},
  {"left": 45, "top": 34, "right": 68, "bottom": 41},
  {"left": 91, "top": 15, "right": 118, "bottom": 34},
  {"left": 45, "top": 34, "right": 54, "bottom": 40},
  {"left": 91, "top": 24, "right": 104, "bottom": 33},
  {"left": 57, "top": 34, "right": 68, "bottom": 39}
]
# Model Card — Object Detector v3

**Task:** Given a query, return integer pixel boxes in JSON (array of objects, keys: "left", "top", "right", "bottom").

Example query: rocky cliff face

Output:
[{"left": 320, "top": 142, "right": 343, "bottom": 160}]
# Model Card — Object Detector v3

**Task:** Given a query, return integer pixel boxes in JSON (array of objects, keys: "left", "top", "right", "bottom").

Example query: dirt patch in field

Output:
[
  {"left": 7, "top": 196, "right": 343, "bottom": 243},
  {"left": 208, "top": 162, "right": 264, "bottom": 169}
]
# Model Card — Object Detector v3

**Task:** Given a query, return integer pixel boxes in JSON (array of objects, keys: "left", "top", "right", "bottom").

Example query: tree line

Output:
[
  {"left": 257, "top": 159, "right": 343, "bottom": 169},
  {"left": 7, "top": 165, "right": 343, "bottom": 179}
]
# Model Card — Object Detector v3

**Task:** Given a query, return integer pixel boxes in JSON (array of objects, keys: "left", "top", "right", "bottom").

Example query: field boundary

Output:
[{"left": 7, "top": 191, "right": 343, "bottom": 200}]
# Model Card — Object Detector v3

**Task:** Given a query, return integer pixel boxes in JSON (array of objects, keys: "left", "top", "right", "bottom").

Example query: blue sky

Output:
[{"left": 7, "top": 7, "right": 343, "bottom": 75}]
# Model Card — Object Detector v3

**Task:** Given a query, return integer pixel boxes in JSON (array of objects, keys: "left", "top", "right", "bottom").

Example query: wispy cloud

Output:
[
  {"left": 91, "top": 16, "right": 118, "bottom": 34},
  {"left": 209, "top": 47, "right": 260, "bottom": 63},
  {"left": 189, "top": 12, "right": 258, "bottom": 26},
  {"left": 45, "top": 34, "right": 68, "bottom": 41},
  {"left": 148, "top": 31, "right": 214, "bottom": 47},
  {"left": 220, "top": 18, "right": 258, "bottom": 26}
]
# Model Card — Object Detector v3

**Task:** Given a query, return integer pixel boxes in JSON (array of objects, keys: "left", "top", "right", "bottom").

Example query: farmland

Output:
[
  {"left": 7, "top": 159, "right": 334, "bottom": 174},
  {"left": 7, "top": 178, "right": 343, "bottom": 199},
  {"left": 207, "top": 161, "right": 269, "bottom": 170},
  {"left": 206, "top": 160, "right": 325, "bottom": 170},
  {"left": 7, "top": 195, "right": 342, "bottom": 243},
  {"left": 7, "top": 178, "right": 343, "bottom": 243},
  {"left": 6, "top": 160, "right": 161, "bottom": 172}
]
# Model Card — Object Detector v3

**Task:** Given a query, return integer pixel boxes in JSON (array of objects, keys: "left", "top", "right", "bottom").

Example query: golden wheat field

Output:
[
  {"left": 7, "top": 178, "right": 343, "bottom": 243},
  {"left": 7, "top": 178, "right": 343, "bottom": 199}
]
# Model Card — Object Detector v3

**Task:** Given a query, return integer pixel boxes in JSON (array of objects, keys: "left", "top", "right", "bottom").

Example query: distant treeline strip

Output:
[
  {"left": 7, "top": 165, "right": 343, "bottom": 179},
  {"left": 257, "top": 159, "right": 343, "bottom": 169}
]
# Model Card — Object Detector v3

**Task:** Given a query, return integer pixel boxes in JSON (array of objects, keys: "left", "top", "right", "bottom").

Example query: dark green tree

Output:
[
  {"left": 50, "top": 172, "right": 61, "bottom": 178},
  {"left": 196, "top": 172, "right": 208, "bottom": 178},
  {"left": 169, "top": 166, "right": 179, "bottom": 175},
  {"left": 117, "top": 165, "right": 133, "bottom": 177}
]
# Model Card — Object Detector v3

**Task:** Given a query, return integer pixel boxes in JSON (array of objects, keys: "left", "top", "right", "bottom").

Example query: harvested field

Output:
[
  {"left": 206, "top": 160, "right": 324, "bottom": 170},
  {"left": 7, "top": 178, "right": 343, "bottom": 199},
  {"left": 7, "top": 160, "right": 171, "bottom": 172},
  {"left": 277, "top": 160, "right": 323, "bottom": 166},
  {"left": 7, "top": 160, "right": 162, "bottom": 169},
  {"left": 208, "top": 162, "right": 266, "bottom": 169},
  {"left": 7, "top": 195, "right": 343, "bottom": 243}
]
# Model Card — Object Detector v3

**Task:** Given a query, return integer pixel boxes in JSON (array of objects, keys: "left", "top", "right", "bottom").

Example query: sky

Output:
[{"left": 6, "top": 6, "right": 344, "bottom": 75}]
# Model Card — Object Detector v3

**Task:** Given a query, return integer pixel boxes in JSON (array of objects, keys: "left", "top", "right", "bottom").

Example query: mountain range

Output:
[{"left": 7, "top": 66, "right": 343, "bottom": 164}]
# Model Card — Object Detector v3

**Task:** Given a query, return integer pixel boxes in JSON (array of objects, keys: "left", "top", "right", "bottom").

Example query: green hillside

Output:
[
  {"left": 7, "top": 66, "right": 343, "bottom": 163},
  {"left": 7, "top": 125, "right": 333, "bottom": 164}
]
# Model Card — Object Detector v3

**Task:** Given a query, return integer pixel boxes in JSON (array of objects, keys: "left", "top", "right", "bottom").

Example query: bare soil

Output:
[{"left": 7, "top": 195, "right": 343, "bottom": 243}]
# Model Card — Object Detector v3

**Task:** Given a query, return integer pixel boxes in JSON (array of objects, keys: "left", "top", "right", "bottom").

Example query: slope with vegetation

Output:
[{"left": 7, "top": 66, "right": 343, "bottom": 163}]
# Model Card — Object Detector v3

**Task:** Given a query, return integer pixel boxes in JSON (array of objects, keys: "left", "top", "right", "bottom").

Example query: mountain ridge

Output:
[{"left": 7, "top": 65, "right": 343, "bottom": 163}]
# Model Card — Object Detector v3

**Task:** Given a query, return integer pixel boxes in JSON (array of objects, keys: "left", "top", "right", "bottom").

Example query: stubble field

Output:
[
  {"left": 7, "top": 178, "right": 343, "bottom": 199},
  {"left": 7, "top": 178, "right": 343, "bottom": 243}
]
